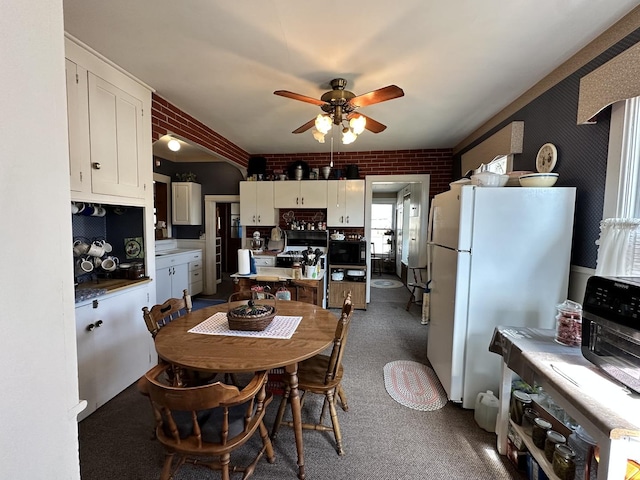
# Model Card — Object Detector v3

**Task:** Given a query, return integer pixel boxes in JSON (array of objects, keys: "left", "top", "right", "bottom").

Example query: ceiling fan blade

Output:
[
  {"left": 348, "top": 85, "right": 404, "bottom": 108},
  {"left": 348, "top": 113, "right": 387, "bottom": 133},
  {"left": 274, "top": 90, "right": 327, "bottom": 106},
  {"left": 292, "top": 118, "right": 316, "bottom": 134}
]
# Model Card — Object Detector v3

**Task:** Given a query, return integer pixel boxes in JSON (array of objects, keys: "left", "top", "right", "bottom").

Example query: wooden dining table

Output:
[{"left": 153, "top": 300, "right": 337, "bottom": 480}]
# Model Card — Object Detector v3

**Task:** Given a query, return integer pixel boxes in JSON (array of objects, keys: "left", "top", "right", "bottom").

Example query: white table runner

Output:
[{"left": 188, "top": 312, "right": 302, "bottom": 339}]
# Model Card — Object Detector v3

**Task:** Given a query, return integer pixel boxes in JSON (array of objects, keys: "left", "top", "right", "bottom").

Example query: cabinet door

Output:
[
  {"left": 299, "top": 181, "right": 327, "bottom": 208},
  {"left": 65, "top": 59, "right": 90, "bottom": 193},
  {"left": 240, "top": 181, "right": 258, "bottom": 225},
  {"left": 254, "top": 182, "right": 276, "bottom": 225},
  {"left": 344, "top": 180, "right": 365, "bottom": 226},
  {"left": 172, "top": 182, "right": 202, "bottom": 225},
  {"left": 327, "top": 181, "right": 347, "bottom": 226},
  {"left": 274, "top": 182, "right": 300, "bottom": 208},
  {"left": 171, "top": 263, "right": 190, "bottom": 298},
  {"left": 155, "top": 266, "right": 172, "bottom": 302},
  {"left": 88, "top": 73, "right": 144, "bottom": 199},
  {"left": 75, "top": 302, "right": 98, "bottom": 420}
]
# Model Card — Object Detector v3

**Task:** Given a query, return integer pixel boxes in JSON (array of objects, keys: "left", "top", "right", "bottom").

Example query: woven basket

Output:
[{"left": 227, "top": 292, "right": 277, "bottom": 331}]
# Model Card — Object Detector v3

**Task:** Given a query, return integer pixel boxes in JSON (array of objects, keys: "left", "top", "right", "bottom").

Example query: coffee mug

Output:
[
  {"left": 101, "top": 256, "right": 119, "bottom": 272},
  {"left": 73, "top": 240, "right": 90, "bottom": 257},
  {"left": 71, "top": 202, "right": 79, "bottom": 214},
  {"left": 87, "top": 241, "right": 105, "bottom": 257},
  {"left": 91, "top": 205, "right": 106, "bottom": 217},
  {"left": 79, "top": 257, "right": 94, "bottom": 273},
  {"left": 101, "top": 240, "right": 113, "bottom": 253},
  {"left": 80, "top": 204, "right": 95, "bottom": 216}
]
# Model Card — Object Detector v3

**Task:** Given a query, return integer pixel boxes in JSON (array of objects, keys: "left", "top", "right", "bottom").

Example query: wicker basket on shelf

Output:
[{"left": 227, "top": 292, "right": 277, "bottom": 331}]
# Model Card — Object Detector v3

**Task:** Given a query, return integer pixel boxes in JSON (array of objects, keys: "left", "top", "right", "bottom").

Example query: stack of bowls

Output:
[{"left": 519, "top": 172, "right": 559, "bottom": 187}]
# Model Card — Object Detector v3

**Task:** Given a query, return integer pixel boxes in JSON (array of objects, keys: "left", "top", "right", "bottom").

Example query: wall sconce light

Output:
[{"left": 168, "top": 139, "right": 181, "bottom": 152}]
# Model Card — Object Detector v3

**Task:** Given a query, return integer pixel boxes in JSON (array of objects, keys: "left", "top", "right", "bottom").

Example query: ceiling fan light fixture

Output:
[
  {"left": 315, "top": 114, "right": 332, "bottom": 134},
  {"left": 167, "top": 139, "right": 181, "bottom": 152},
  {"left": 349, "top": 115, "right": 366, "bottom": 135},
  {"left": 312, "top": 128, "right": 326, "bottom": 143}
]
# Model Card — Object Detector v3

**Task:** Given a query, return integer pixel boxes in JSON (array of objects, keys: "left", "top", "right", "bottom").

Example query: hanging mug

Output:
[
  {"left": 91, "top": 205, "right": 106, "bottom": 217},
  {"left": 79, "top": 257, "right": 94, "bottom": 273},
  {"left": 87, "top": 241, "right": 105, "bottom": 257},
  {"left": 80, "top": 204, "right": 95, "bottom": 216},
  {"left": 73, "top": 240, "right": 90, "bottom": 257},
  {"left": 101, "top": 256, "right": 119, "bottom": 272}
]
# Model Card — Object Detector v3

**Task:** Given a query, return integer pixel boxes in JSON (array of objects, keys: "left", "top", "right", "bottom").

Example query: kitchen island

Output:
[{"left": 231, "top": 267, "right": 326, "bottom": 307}]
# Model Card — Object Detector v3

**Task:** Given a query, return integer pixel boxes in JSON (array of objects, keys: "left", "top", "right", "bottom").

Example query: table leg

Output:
[
  {"left": 496, "top": 360, "right": 513, "bottom": 455},
  {"left": 285, "top": 363, "right": 305, "bottom": 480}
]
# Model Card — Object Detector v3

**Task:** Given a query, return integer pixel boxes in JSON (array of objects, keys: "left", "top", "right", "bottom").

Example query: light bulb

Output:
[
  {"left": 349, "top": 115, "right": 366, "bottom": 135},
  {"left": 312, "top": 129, "right": 326, "bottom": 143},
  {"left": 314, "top": 114, "right": 332, "bottom": 134},
  {"left": 342, "top": 128, "right": 357, "bottom": 145},
  {"left": 167, "top": 139, "right": 181, "bottom": 152}
]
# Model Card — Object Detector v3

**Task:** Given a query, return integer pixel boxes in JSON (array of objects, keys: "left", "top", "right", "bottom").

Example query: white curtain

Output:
[{"left": 595, "top": 218, "right": 640, "bottom": 276}]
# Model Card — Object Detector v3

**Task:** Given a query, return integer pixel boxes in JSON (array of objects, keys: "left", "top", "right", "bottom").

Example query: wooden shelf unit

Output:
[{"left": 328, "top": 264, "right": 366, "bottom": 309}]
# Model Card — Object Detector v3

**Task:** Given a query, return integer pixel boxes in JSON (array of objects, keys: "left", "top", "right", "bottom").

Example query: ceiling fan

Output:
[{"left": 274, "top": 78, "right": 404, "bottom": 144}]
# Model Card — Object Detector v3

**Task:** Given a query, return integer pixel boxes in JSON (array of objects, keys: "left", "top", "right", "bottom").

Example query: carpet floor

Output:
[{"left": 78, "top": 273, "right": 525, "bottom": 479}]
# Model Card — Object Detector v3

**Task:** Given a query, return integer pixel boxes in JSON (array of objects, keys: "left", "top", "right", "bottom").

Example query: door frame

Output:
[
  {"left": 204, "top": 195, "right": 240, "bottom": 294},
  {"left": 365, "top": 174, "right": 430, "bottom": 303}
]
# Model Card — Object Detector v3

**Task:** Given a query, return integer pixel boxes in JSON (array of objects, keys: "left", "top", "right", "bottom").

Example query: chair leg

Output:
[
  {"left": 160, "top": 453, "right": 175, "bottom": 480},
  {"left": 259, "top": 420, "right": 276, "bottom": 463},
  {"left": 271, "top": 385, "right": 291, "bottom": 439},
  {"left": 220, "top": 452, "right": 231, "bottom": 480},
  {"left": 336, "top": 384, "right": 349, "bottom": 412},
  {"left": 326, "top": 389, "right": 345, "bottom": 456},
  {"left": 406, "top": 286, "right": 416, "bottom": 311}
]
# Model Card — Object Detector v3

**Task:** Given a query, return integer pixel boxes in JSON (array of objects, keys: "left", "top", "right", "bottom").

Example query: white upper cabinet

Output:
[
  {"left": 327, "top": 180, "right": 365, "bottom": 226},
  {"left": 172, "top": 182, "right": 202, "bottom": 225},
  {"left": 240, "top": 181, "right": 277, "bottom": 226},
  {"left": 65, "top": 36, "right": 152, "bottom": 205},
  {"left": 274, "top": 180, "right": 327, "bottom": 208}
]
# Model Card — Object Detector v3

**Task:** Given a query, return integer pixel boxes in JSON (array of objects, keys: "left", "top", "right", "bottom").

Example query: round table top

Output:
[{"left": 154, "top": 300, "right": 337, "bottom": 373}]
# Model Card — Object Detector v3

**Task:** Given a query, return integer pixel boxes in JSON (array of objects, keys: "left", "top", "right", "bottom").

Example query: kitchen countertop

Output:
[
  {"left": 75, "top": 277, "right": 151, "bottom": 303},
  {"left": 230, "top": 266, "right": 324, "bottom": 281}
]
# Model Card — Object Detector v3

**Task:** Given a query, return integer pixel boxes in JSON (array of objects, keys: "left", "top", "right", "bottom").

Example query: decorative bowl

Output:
[
  {"left": 330, "top": 233, "right": 345, "bottom": 240},
  {"left": 227, "top": 292, "right": 276, "bottom": 331},
  {"left": 519, "top": 172, "right": 559, "bottom": 187},
  {"left": 470, "top": 172, "right": 509, "bottom": 187},
  {"left": 505, "top": 170, "right": 534, "bottom": 187}
]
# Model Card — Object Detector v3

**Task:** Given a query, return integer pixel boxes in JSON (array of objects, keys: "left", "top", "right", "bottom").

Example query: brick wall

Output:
[{"left": 151, "top": 93, "right": 454, "bottom": 196}]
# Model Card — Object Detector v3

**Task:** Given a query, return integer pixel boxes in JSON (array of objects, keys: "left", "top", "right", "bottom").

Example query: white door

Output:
[
  {"left": 344, "top": 180, "right": 365, "bottom": 226},
  {"left": 156, "top": 266, "right": 172, "bottom": 302},
  {"left": 431, "top": 188, "right": 465, "bottom": 249},
  {"left": 171, "top": 263, "right": 190, "bottom": 297},
  {"left": 239, "top": 182, "right": 257, "bottom": 225},
  {"left": 300, "top": 181, "right": 327, "bottom": 208},
  {"left": 254, "top": 182, "right": 276, "bottom": 225},
  {"left": 427, "top": 245, "right": 471, "bottom": 403}
]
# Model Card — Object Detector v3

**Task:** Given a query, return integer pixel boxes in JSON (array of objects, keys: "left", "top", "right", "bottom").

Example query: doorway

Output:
[
  {"left": 365, "top": 174, "right": 430, "bottom": 304},
  {"left": 204, "top": 195, "right": 240, "bottom": 294}
]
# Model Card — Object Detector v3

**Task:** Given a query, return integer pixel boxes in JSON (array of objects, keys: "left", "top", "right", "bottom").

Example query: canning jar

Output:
[
  {"left": 544, "top": 430, "right": 567, "bottom": 461},
  {"left": 522, "top": 407, "right": 539, "bottom": 436},
  {"left": 568, "top": 425, "right": 597, "bottom": 480},
  {"left": 532, "top": 417, "right": 552, "bottom": 449},
  {"left": 555, "top": 299, "right": 582, "bottom": 346},
  {"left": 552, "top": 444, "right": 576, "bottom": 480},
  {"left": 509, "top": 390, "right": 532, "bottom": 425}
]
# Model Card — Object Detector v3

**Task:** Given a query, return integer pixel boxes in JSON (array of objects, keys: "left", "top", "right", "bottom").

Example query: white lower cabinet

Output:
[
  {"left": 156, "top": 262, "right": 189, "bottom": 301},
  {"left": 188, "top": 251, "right": 204, "bottom": 295},
  {"left": 76, "top": 285, "right": 153, "bottom": 420}
]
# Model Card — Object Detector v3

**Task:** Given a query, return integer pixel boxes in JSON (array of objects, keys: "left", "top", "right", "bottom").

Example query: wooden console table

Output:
[{"left": 489, "top": 327, "right": 640, "bottom": 479}]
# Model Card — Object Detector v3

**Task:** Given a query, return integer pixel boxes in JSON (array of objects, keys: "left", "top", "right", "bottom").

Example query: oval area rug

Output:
[
  {"left": 371, "top": 278, "right": 404, "bottom": 289},
  {"left": 383, "top": 360, "right": 448, "bottom": 411}
]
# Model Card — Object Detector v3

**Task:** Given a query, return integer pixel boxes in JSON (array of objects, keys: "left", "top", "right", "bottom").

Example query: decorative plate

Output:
[
  {"left": 536, "top": 143, "right": 557, "bottom": 173},
  {"left": 124, "top": 237, "right": 144, "bottom": 259}
]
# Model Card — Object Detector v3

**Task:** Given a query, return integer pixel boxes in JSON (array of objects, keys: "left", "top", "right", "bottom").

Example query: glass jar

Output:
[
  {"left": 532, "top": 417, "right": 552, "bottom": 449},
  {"left": 555, "top": 299, "right": 582, "bottom": 346},
  {"left": 509, "top": 390, "right": 532, "bottom": 425},
  {"left": 568, "top": 425, "right": 598, "bottom": 480},
  {"left": 544, "top": 430, "right": 567, "bottom": 461},
  {"left": 522, "top": 407, "right": 539, "bottom": 436},
  {"left": 553, "top": 444, "right": 576, "bottom": 480}
]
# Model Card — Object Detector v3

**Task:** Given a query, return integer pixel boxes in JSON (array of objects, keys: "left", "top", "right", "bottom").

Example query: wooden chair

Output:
[
  {"left": 142, "top": 363, "right": 275, "bottom": 480},
  {"left": 371, "top": 242, "right": 383, "bottom": 276},
  {"left": 271, "top": 292, "right": 354, "bottom": 455},
  {"left": 406, "top": 266, "right": 428, "bottom": 311},
  {"left": 142, "top": 289, "right": 192, "bottom": 339}
]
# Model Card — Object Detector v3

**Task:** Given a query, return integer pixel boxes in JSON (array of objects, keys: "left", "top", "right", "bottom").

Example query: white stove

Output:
[{"left": 275, "top": 230, "right": 328, "bottom": 267}]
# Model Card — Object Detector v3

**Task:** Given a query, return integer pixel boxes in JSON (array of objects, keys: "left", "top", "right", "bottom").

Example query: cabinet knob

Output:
[
  {"left": 95, "top": 320, "right": 103, "bottom": 328},
  {"left": 86, "top": 323, "right": 96, "bottom": 332},
  {"left": 346, "top": 215, "right": 350, "bottom": 223},
  {"left": 92, "top": 162, "right": 101, "bottom": 170}
]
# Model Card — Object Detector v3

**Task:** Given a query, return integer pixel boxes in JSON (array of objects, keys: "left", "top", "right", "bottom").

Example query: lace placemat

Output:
[{"left": 188, "top": 312, "right": 302, "bottom": 339}]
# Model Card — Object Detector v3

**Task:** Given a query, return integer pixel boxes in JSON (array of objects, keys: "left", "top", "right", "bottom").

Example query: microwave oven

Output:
[
  {"left": 582, "top": 275, "right": 640, "bottom": 393},
  {"left": 328, "top": 240, "right": 366, "bottom": 265}
]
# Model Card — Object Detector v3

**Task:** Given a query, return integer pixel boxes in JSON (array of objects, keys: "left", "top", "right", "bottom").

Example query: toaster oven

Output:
[{"left": 582, "top": 275, "right": 640, "bottom": 393}]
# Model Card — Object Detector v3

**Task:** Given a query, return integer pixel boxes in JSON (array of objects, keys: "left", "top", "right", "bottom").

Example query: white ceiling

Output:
[{"left": 63, "top": 1, "right": 638, "bottom": 156}]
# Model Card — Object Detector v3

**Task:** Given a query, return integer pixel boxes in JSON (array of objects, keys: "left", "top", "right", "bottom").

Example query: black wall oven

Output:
[{"left": 328, "top": 240, "right": 366, "bottom": 265}]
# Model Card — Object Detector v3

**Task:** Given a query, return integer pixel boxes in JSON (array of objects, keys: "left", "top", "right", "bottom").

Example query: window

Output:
[{"left": 371, "top": 203, "right": 394, "bottom": 256}]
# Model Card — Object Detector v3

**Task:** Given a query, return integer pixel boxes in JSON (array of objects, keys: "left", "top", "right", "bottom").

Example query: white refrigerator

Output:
[{"left": 427, "top": 185, "right": 576, "bottom": 408}]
